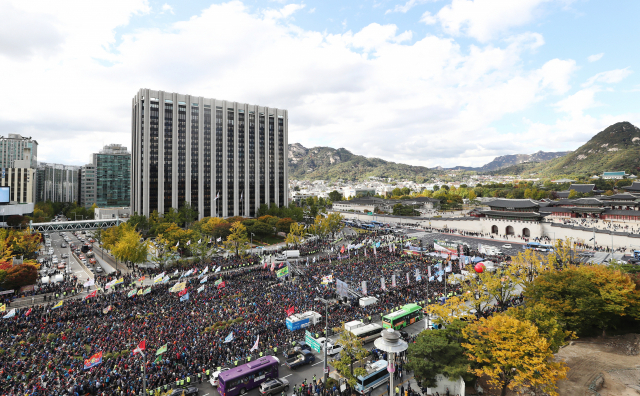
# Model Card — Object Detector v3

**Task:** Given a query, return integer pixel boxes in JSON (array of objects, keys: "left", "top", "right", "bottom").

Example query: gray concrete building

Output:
[
  {"left": 131, "top": 89, "right": 289, "bottom": 219},
  {"left": 80, "top": 164, "right": 96, "bottom": 208},
  {"left": 0, "top": 134, "right": 38, "bottom": 169},
  {"left": 36, "top": 163, "right": 79, "bottom": 203}
]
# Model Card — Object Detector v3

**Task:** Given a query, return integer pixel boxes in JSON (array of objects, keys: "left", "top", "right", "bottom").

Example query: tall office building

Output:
[
  {"left": 80, "top": 144, "right": 131, "bottom": 208},
  {"left": 131, "top": 89, "right": 288, "bottom": 219},
  {"left": 0, "top": 134, "right": 38, "bottom": 169},
  {"left": 36, "top": 163, "right": 80, "bottom": 203}
]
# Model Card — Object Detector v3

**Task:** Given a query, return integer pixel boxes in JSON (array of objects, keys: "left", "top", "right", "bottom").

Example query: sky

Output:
[{"left": 1, "top": 0, "right": 639, "bottom": 168}]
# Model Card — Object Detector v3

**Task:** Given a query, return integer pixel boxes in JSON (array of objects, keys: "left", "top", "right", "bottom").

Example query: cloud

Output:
[
  {"left": 308, "top": 7, "right": 315, "bottom": 13},
  {"left": 0, "top": 2, "right": 64, "bottom": 60},
  {"left": 427, "top": 0, "right": 572, "bottom": 42},
  {"left": 583, "top": 68, "right": 632, "bottom": 87},
  {"left": 587, "top": 53, "right": 603, "bottom": 62},
  {"left": 0, "top": 0, "right": 632, "bottom": 168},
  {"left": 161, "top": 4, "right": 174, "bottom": 14},
  {"left": 385, "top": 0, "right": 431, "bottom": 14}
]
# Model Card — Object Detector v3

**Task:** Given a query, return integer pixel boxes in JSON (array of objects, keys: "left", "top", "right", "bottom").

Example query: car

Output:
[
  {"left": 47, "top": 269, "right": 57, "bottom": 276},
  {"left": 79, "top": 254, "right": 86, "bottom": 260},
  {"left": 89, "top": 238, "right": 95, "bottom": 243},
  {"left": 259, "top": 378, "right": 290, "bottom": 396},
  {"left": 57, "top": 263, "right": 66, "bottom": 269},
  {"left": 61, "top": 243, "right": 67, "bottom": 248},
  {"left": 168, "top": 386, "right": 198, "bottom": 396},
  {"left": 209, "top": 367, "right": 231, "bottom": 386},
  {"left": 95, "top": 266, "right": 103, "bottom": 273},
  {"left": 81, "top": 259, "right": 87, "bottom": 265},
  {"left": 48, "top": 248, "right": 54, "bottom": 254},
  {"left": 502, "top": 244, "right": 512, "bottom": 249},
  {"left": 89, "top": 258, "right": 96, "bottom": 264},
  {"left": 398, "top": 330, "right": 409, "bottom": 340},
  {"left": 52, "top": 258, "right": 59, "bottom": 264},
  {"left": 61, "top": 253, "right": 69, "bottom": 258}
]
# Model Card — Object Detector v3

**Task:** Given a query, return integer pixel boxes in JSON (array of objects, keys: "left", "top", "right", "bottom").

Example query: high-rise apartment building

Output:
[
  {"left": 36, "top": 163, "right": 79, "bottom": 203},
  {"left": 81, "top": 144, "right": 131, "bottom": 208},
  {"left": 79, "top": 164, "right": 96, "bottom": 207},
  {"left": 0, "top": 168, "right": 35, "bottom": 203},
  {"left": 131, "top": 89, "right": 288, "bottom": 218},
  {"left": 0, "top": 134, "right": 38, "bottom": 169}
]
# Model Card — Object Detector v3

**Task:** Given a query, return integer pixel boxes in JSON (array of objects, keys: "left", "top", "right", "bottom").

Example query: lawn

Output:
[{"left": 252, "top": 235, "right": 285, "bottom": 246}]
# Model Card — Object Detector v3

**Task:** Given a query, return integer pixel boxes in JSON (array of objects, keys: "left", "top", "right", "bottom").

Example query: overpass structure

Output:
[{"left": 29, "top": 218, "right": 125, "bottom": 232}]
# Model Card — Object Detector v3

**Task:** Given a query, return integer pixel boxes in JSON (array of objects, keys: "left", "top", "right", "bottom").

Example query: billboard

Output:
[{"left": 0, "top": 187, "right": 9, "bottom": 204}]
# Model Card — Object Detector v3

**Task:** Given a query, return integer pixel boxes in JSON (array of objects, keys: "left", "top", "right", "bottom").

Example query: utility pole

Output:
[{"left": 315, "top": 297, "right": 329, "bottom": 385}]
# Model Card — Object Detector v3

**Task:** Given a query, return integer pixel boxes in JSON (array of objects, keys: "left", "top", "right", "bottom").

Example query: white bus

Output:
[{"left": 350, "top": 323, "right": 383, "bottom": 343}]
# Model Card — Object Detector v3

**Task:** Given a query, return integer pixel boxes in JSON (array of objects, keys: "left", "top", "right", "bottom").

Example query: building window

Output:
[{"left": 191, "top": 105, "right": 199, "bottom": 207}]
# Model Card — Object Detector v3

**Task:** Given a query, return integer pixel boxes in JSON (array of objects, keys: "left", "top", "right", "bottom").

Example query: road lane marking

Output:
[
  {"left": 283, "top": 374, "right": 293, "bottom": 378},
  {"left": 312, "top": 361, "right": 324, "bottom": 366}
]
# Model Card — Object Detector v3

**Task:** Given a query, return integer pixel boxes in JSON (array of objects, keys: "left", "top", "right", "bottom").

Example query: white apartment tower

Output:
[{"left": 131, "top": 89, "right": 288, "bottom": 219}]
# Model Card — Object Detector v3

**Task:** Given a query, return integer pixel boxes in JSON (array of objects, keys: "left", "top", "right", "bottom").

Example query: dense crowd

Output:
[{"left": 0, "top": 231, "right": 473, "bottom": 396}]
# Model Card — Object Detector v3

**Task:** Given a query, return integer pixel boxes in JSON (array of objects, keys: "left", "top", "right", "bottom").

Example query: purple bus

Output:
[{"left": 218, "top": 356, "right": 281, "bottom": 396}]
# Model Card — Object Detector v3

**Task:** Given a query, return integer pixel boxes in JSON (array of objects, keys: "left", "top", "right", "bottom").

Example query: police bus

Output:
[
  {"left": 355, "top": 360, "right": 389, "bottom": 394},
  {"left": 350, "top": 323, "right": 383, "bottom": 343}
]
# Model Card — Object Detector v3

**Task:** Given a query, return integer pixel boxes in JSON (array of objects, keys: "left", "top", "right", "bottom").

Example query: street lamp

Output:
[
  {"left": 315, "top": 297, "right": 330, "bottom": 385},
  {"left": 374, "top": 329, "right": 408, "bottom": 396}
]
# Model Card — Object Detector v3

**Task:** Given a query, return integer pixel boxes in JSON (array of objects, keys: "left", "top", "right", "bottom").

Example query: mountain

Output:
[
  {"left": 450, "top": 151, "right": 570, "bottom": 172},
  {"left": 288, "top": 143, "right": 434, "bottom": 181},
  {"left": 492, "top": 121, "right": 640, "bottom": 176}
]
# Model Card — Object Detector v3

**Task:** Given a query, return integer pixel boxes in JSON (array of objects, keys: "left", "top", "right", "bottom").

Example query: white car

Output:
[
  {"left": 324, "top": 343, "right": 343, "bottom": 356},
  {"left": 502, "top": 244, "right": 512, "bottom": 249},
  {"left": 52, "top": 257, "right": 59, "bottom": 264},
  {"left": 209, "top": 368, "right": 230, "bottom": 386}
]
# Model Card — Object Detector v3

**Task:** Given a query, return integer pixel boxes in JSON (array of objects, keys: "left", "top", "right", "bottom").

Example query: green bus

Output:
[{"left": 382, "top": 303, "right": 423, "bottom": 329}]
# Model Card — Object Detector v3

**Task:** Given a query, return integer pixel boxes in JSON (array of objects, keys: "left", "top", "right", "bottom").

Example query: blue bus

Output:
[
  {"left": 361, "top": 224, "right": 376, "bottom": 230},
  {"left": 524, "top": 242, "right": 553, "bottom": 252},
  {"left": 355, "top": 360, "right": 389, "bottom": 394},
  {"left": 370, "top": 220, "right": 384, "bottom": 226}
]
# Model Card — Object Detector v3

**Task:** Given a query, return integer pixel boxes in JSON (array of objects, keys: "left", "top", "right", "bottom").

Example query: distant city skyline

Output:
[{"left": 2, "top": 0, "right": 639, "bottom": 168}]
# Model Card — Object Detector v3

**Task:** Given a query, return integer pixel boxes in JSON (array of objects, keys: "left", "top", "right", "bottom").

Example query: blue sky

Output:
[{"left": 1, "top": 0, "right": 639, "bottom": 168}]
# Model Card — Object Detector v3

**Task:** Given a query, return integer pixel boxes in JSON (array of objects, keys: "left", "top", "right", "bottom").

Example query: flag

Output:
[
  {"left": 133, "top": 340, "right": 146, "bottom": 355},
  {"left": 224, "top": 332, "right": 234, "bottom": 343},
  {"left": 276, "top": 266, "right": 289, "bottom": 278},
  {"left": 186, "top": 240, "right": 191, "bottom": 246},
  {"left": 85, "top": 290, "right": 97, "bottom": 300},
  {"left": 83, "top": 279, "right": 95, "bottom": 287},
  {"left": 381, "top": 277, "right": 386, "bottom": 290},
  {"left": 240, "top": 192, "right": 243, "bottom": 201},
  {"left": 178, "top": 288, "right": 188, "bottom": 297},
  {"left": 428, "top": 266, "right": 431, "bottom": 278},
  {"left": 52, "top": 301, "right": 63, "bottom": 310},
  {"left": 128, "top": 289, "right": 137, "bottom": 298},
  {"left": 173, "top": 269, "right": 179, "bottom": 276},
  {"left": 198, "top": 266, "right": 209, "bottom": 278},
  {"left": 197, "top": 285, "right": 205, "bottom": 293},
  {"left": 406, "top": 272, "right": 410, "bottom": 285},
  {"left": 176, "top": 241, "right": 179, "bottom": 248},
  {"left": 392, "top": 274, "right": 396, "bottom": 287},
  {"left": 137, "top": 288, "right": 144, "bottom": 295},
  {"left": 215, "top": 266, "right": 221, "bottom": 273},
  {"left": 84, "top": 351, "right": 103, "bottom": 370},
  {"left": 154, "top": 355, "right": 162, "bottom": 363},
  {"left": 180, "top": 292, "right": 189, "bottom": 302},
  {"left": 250, "top": 335, "right": 260, "bottom": 352},
  {"left": 415, "top": 268, "right": 421, "bottom": 281},
  {"left": 170, "top": 282, "right": 186, "bottom": 293},
  {"left": 114, "top": 278, "right": 124, "bottom": 286},
  {"left": 374, "top": 246, "right": 377, "bottom": 256},
  {"left": 200, "top": 275, "right": 208, "bottom": 284},
  {"left": 156, "top": 344, "right": 168, "bottom": 355},
  {"left": 3, "top": 309, "right": 15, "bottom": 319},
  {"left": 103, "top": 305, "right": 112, "bottom": 314},
  {"left": 217, "top": 237, "right": 222, "bottom": 242},
  {"left": 215, "top": 278, "right": 223, "bottom": 286},
  {"left": 389, "top": 245, "right": 392, "bottom": 253},
  {"left": 286, "top": 306, "right": 295, "bottom": 317},
  {"left": 24, "top": 308, "right": 32, "bottom": 317},
  {"left": 215, "top": 191, "right": 219, "bottom": 200},
  {"left": 143, "top": 287, "right": 152, "bottom": 295},
  {"left": 138, "top": 276, "right": 146, "bottom": 282},
  {"left": 362, "top": 281, "right": 367, "bottom": 295},
  {"left": 437, "top": 275, "right": 442, "bottom": 282},
  {"left": 217, "top": 281, "right": 226, "bottom": 289},
  {"left": 270, "top": 261, "right": 275, "bottom": 271},
  {"left": 197, "top": 239, "right": 201, "bottom": 244}
]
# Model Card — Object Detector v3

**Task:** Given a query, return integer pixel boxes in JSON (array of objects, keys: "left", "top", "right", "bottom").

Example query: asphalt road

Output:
[
  {"left": 192, "top": 316, "right": 427, "bottom": 396},
  {"left": 47, "top": 231, "right": 94, "bottom": 285},
  {"left": 407, "top": 230, "right": 527, "bottom": 257}
]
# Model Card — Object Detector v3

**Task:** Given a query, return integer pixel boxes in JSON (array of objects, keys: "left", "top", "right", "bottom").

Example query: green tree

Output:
[
  {"left": 506, "top": 303, "right": 574, "bottom": 353},
  {"left": 251, "top": 221, "right": 273, "bottom": 241},
  {"left": 407, "top": 319, "right": 474, "bottom": 387},
  {"left": 332, "top": 323, "right": 369, "bottom": 386},
  {"left": 179, "top": 201, "right": 198, "bottom": 228},
  {"left": 224, "top": 222, "right": 249, "bottom": 256},
  {"left": 111, "top": 224, "right": 148, "bottom": 267},
  {"left": 328, "top": 190, "right": 343, "bottom": 202},
  {"left": 276, "top": 218, "right": 295, "bottom": 234}
]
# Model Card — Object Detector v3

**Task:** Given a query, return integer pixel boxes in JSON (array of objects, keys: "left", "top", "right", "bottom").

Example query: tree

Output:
[
  {"left": 426, "top": 295, "right": 474, "bottom": 326},
  {"left": 128, "top": 213, "right": 149, "bottom": 234},
  {"left": 329, "top": 190, "right": 342, "bottom": 202},
  {"left": 462, "top": 314, "right": 569, "bottom": 396},
  {"left": 568, "top": 189, "right": 578, "bottom": 199},
  {"left": 6, "top": 215, "right": 25, "bottom": 228},
  {"left": 251, "top": 221, "right": 273, "bottom": 241},
  {"left": 326, "top": 212, "right": 344, "bottom": 238},
  {"left": 332, "top": 323, "right": 369, "bottom": 386},
  {"left": 407, "top": 320, "right": 474, "bottom": 388},
  {"left": 276, "top": 218, "right": 295, "bottom": 234},
  {"left": 506, "top": 303, "right": 574, "bottom": 353},
  {"left": 149, "top": 236, "right": 177, "bottom": 269},
  {"left": 111, "top": 224, "right": 148, "bottom": 267},
  {"left": 162, "top": 207, "right": 183, "bottom": 226},
  {"left": 526, "top": 265, "right": 640, "bottom": 336},
  {"left": 189, "top": 237, "right": 214, "bottom": 264},
  {"left": 179, "top": 201, "right": 198, "bottom": 228},
  {"left": 9, "top": 233, "right": 42, "bottom": 259},
  {"left": 285, "top": 222, "right": 305, "bottom": 248},
  {"left": 454, "top": 268, "right": 492, "bottom": 317},
  {"left": 202, "top": 217, "right": 228, "bottom": 237},
  {"left": 3, "top": 263, "right": 38, "bottom": 289},
  {"left": 224, "top": 222, "right": 249, "bottom": 256}
]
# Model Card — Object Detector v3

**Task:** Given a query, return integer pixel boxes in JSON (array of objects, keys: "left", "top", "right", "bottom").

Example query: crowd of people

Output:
[{"left": 0, "top": 228, "right": 493, "bottom": 396}]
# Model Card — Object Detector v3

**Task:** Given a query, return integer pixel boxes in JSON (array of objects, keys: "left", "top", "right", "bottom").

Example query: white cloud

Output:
[
  {"left": 0, "top": 0, "right": 632, "bottom": 168},
  {"left": 420, "top": 11, "right": 437, "bottom": 25},
  {"left": 428, "top": 0, "right": 571, "bottom": 42},
  {"left": 386, "top": 0, "right": 431, "bottom": 14},
  {"left": 583, "top": 68, "right": 632, "bottom": 87},
  {"left": 308, "top": 7, "right": 316, "bottom": 13},
  {"left": 588, "top": 52, "right": 603, "bottom": 62},
  {"left": 161, "top": 4, "right": 174, "bottom": 14}
]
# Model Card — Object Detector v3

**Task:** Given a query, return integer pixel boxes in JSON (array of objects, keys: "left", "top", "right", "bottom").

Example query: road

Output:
[
  {"left": 408, "top": 231, "right": 527, "bottom": 257},
  {"left": 192, "top": 316, "right": 426, "bottom": 396}
]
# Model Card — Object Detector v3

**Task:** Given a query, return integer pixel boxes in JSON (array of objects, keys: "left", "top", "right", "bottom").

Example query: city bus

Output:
[
  {"left": 350, "top": 323, "right": 383, "bottom": 343},
  {"left": 370, "top": 220, "right": 384, "bottom": 226},
  {"left": 218, "top": 356, "right": 280, "bottom": 396},
  {"left": 355, "top": 360, "right": 389, "bottom": 394},
  {"left": 523, "top": 242, "right": 554, "bottom": 252},
  {"left": 382, "top": 303, "right": 423, "bottom": 330}
]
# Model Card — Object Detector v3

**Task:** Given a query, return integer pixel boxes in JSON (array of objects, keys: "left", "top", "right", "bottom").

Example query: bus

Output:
[
  {"left": 218, "top": 356, "right": 280, "bottom": 396},
  {"left": 523, "top": 242, "right": 554, "bottom": 252},
  {"left": 350, "top": 323, "right": 383, "bottom": 343},
  {"left": 361, "top": 224, "right": 376, "bottom": 230},
  {"left": 370, "top": 220, "right": 384, "bottom": 226},
  {"left": 382, "top": 303, "right": 423, "bottom": 330},
  {"left": 355, "top": 360, "right": 389, "bottom": 394}
]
